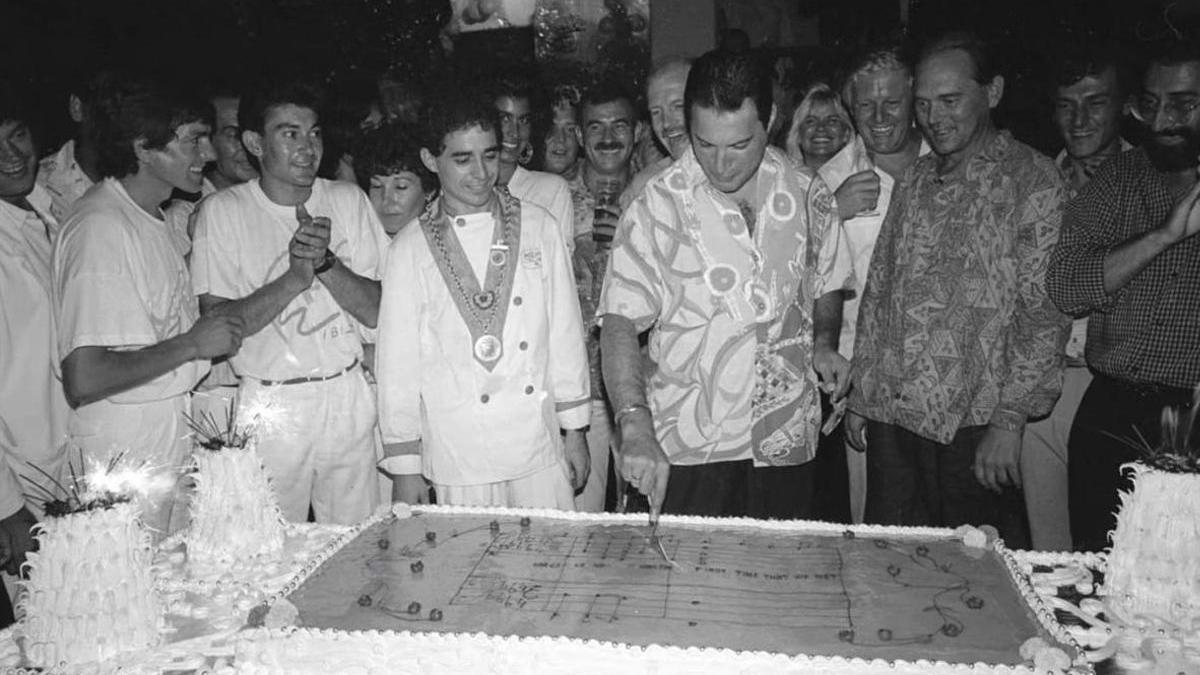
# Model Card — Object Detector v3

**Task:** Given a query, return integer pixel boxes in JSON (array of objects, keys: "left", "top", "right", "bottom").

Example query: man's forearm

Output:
[
  {"left": 61, "top": 339, "right": 198, "bottom": 408},
  {"left": 1102, "top": 228, "right": 1175, "bottom": 296},
  {"left": 600, "top": 314, "right": 648, "bottom": 413},
  {"left": 814, "top": 290, "right": 844, "bottom": 351},
  {"left": 319, "top": 260, "right": 381, "bottom": 328},
  {"left": 201, "top": 272, "right": 307, "bottom": 336}
]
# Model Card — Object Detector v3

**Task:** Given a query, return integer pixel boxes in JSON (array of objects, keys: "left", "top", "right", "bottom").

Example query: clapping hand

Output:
[
  {"left": 290, "top": 205, "right": 332, "bottom": 283},
  {"left": 1161, "top": 178, "right": 1200, "bottom": 244}
]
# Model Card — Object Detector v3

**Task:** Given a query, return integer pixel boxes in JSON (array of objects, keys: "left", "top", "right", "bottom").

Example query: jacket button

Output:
[
  {"left": 519, "top": 341, "right": 528, "bottom": 350},
  {"left": 513, "top": 296, "right": 522, "bottom": 306},
  {"left": 480, "top": 394, "right": 490, "bottom": 403},
  {"left": 455, "top": 217, "right": 466, "bottom": 227},
  {"left": 525, "top": 385, "right": 534, "bottom": 394}
]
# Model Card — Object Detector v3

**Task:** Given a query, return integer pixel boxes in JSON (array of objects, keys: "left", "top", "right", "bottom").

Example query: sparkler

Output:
[
  {"left": 22, "top": 449, "right": 170, "bottom": 518},
  {"left": 185, "top": 389, "right": 286, "bottom": 450}
]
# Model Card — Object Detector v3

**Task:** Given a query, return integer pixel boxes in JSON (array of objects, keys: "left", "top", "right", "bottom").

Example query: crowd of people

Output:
[{"left": 1, "top": 26, "right": 1199, "bottom": 626}]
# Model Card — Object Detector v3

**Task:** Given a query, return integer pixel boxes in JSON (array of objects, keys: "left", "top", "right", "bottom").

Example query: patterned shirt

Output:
[
  {"left": 599, "top": 146, "right": 855, "bottom": 467},
  {"left": 1047, "top": 148, "right": 1200, "bottom": 388},
  {"left": 849, "top": 131, "right": 1070, "bottom": 444},
  {"left": 37, "top": 140, "right": 94, "bottom": 224},
  {"left": 567, "top": 172, "right": 614, "bottom": 401}
]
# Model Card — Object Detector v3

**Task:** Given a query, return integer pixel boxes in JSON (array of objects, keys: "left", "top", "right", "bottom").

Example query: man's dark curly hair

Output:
[{"left": 419, "top": 85, "right": 499, "bottom": 157}]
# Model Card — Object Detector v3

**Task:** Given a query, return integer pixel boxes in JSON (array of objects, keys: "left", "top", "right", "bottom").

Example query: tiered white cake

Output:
[
  {"left": 1102, "top": 463, "right": 1200, "bottom": 630},
  {"left": 186, "top": 444, "right": 286, "bottom": 567},
  {"left": 18, "top": 501, "right": 162, "bottom": 668}
]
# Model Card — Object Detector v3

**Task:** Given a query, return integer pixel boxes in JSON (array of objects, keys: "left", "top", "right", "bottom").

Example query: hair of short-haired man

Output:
[
  {"left": 1146, "top": 39, "right": 1200, "bottom": 72},
  {"left": 917, "top": 30, "right": 998, "bottom": 85},
  {"left": 1050, "top": 42, "right": 1132, "bottom": 100},
  {"left": 353, "top": 120, "right": 437, "bottom": 194},
  {"left": 579, "top": 78, "right": 638, "bottom": 118},
  {"left": 646, "top": 55, "right": 694, "bottom": 94},
  {"left": 237, "top": 77, "right": 326, "bottom": 137},
  {"left": 419, "top": 88, "right": 499, "bottom": 158},
  {"left": 683, "top": 49, "right": 773, "bottom": 131},
  {"left": 785, "top": 82, "right": 853, "bottom": 161},
  {"left": 840, "top": 42, "right": 913, "bottom": 106},
  {"left": 92, "top": 76, "right": 213, "bottom": 180}
]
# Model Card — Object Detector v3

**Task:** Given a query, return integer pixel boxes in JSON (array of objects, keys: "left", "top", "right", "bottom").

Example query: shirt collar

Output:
[
  {"left": 676, "top": 144, "right": 789, "bottom": 194},
  {"left": 924, "top": 129, "right": 1011, "bottom": 184},
  {"left": 0, "top": 184, "right": 55, "bottom": 226}
]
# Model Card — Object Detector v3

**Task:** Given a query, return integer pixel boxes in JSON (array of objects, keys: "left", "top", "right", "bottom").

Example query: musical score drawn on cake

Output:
[{"left": 331, "top": 518, "right": 1015, "bottom": 657}]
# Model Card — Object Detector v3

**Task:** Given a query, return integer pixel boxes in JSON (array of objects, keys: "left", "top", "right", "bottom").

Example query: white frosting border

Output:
[
  {"left": 237, "top": 625, "right": 1062, "bottom": 675},
  {"left": 155, "top": 523, "right": 358, "bottom": 596},
  {"left": 256, "top": 504, "right": 1090, "bottom": 674}
]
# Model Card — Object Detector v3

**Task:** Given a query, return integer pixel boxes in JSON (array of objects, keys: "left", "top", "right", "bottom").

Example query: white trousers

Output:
[
  {"left": 1020, "top": 366, "right": 1092, "bottom": 551},
  {"left": 239, "top": 370, "right": 380, "bottom": 525},
  {"left": 67, "top": 394, "right": 191, "bottom": 540},
  {"left": 435, "top": 459, "right": 576, "bottom": 510}
]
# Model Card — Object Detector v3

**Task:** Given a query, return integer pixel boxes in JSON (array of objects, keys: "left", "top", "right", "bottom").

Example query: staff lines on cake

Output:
[
  {"left": 498, "top": 529, "right": 844, "bottom": 571},
  {"left": 450, "top": 575, "right": 852, "bottom": 628}
]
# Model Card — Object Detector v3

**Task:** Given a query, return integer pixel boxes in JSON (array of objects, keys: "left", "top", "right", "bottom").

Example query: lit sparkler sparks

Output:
[
  {"left": 80, "top": 456, "right": 173, "bottom": 503},
  {"left": 185, "top": 388, "right": 287, "bottom": 450},
  {"left": 22, "top": 449, "right": 172, "bottom": 517},
  {"left": 239, "top": 387, "right": 287, "bottom": 438}
]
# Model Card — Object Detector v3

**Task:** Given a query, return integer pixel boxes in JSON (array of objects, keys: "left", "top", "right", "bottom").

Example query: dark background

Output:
[{"left": 4, "top": 0, "right": 1197, "bottom": 156}]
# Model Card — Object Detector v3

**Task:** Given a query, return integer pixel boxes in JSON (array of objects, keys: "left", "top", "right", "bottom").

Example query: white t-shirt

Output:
[
  {"left": 190, "top": 178, "right": 389, "bottom": 381},
  {"left": 0, "top": 185, "right": 68, "bottom": 517},
  {"left": 53, "top": 179, "right": 209, "bottom": 466},
  {"left": 54, "top": 179, "right": 207, "bottom": 400}
]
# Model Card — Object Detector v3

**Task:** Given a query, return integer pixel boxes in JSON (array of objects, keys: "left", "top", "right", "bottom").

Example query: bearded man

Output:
[{"left": 1047, "top": 42, "right": 1200, "bottom": 552}]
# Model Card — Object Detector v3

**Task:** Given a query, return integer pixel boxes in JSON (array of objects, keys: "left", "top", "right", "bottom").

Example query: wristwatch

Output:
[{"left": 314, "top": 249, "right": 337, "bottom": 275}]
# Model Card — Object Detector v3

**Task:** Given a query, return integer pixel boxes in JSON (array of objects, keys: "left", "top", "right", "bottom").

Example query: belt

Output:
[
  {"left": 1092, "top": 371, "right": 1191, "bottom": 403},
  {"left": 254, "top": 360, "right": 360, "bottom": 387}
]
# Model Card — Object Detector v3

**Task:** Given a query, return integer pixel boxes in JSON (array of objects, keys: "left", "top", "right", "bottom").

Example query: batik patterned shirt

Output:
[
  {"left": 599, "top": 146, "right": 855, "bottom": 467},
  {"left": 849, "top": 131, "right": 1070, "bottom": 444},
  {"left": 567, "top": 172, "right": 614, "bottom": 402},
  {"left": 37, "top": 140, "right": 94, "bottom": 224}
]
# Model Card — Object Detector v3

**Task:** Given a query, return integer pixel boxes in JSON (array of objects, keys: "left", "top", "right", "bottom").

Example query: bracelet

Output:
[
  {"left": 989, "top": 408, "right": 1026, "bottom": 432},
  {"left": 314, "top": 249, "right": 337, "bottom": 275},
  {"left": 614, "top": 402, "right": 651, "bottom": 427}
]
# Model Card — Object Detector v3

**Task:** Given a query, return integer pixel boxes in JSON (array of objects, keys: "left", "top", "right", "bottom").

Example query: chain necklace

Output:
[{"left": 421, "top": 187, "right": 521, "bottom": 364}]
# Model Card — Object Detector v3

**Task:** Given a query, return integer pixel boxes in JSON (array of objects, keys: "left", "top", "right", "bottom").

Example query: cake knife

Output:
[{"left": 648, "top": 510, "right": 680, "bottom": 569}]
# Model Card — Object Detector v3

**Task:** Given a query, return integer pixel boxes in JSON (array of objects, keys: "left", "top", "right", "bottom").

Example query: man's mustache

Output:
[{"left": 594, "top": 141, "right": 625, "bottom": 151}]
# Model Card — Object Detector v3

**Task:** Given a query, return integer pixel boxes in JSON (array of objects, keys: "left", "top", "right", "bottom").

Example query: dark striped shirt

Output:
[{"left": 1046, "top": 148, "right": 1200, "bottom": 388}]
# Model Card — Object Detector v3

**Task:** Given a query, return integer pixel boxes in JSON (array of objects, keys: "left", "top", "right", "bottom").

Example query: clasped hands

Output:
[{"left": 289, "top": 204, "right": 333, "bottom": 284}]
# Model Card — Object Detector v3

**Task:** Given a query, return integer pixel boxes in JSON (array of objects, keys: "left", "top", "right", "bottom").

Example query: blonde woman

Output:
[{"left": 786, "top": 83, "right": 854, "bottom": 171}]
